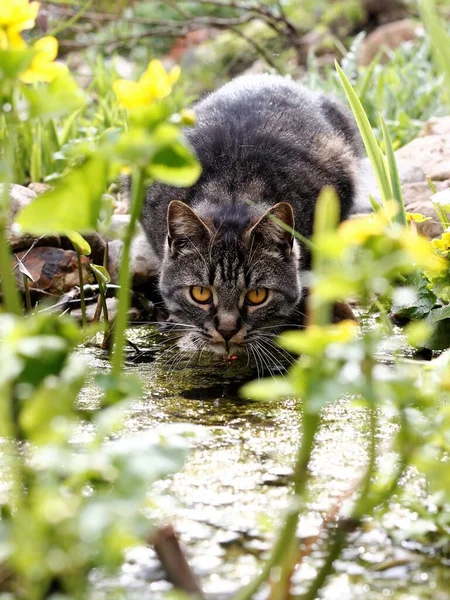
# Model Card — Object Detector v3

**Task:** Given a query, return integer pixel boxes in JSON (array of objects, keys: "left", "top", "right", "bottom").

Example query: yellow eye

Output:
[
  {"left": 246, "top": 288, "right": 268, "bottom": 306},
  {"left": 190, "top": 286, "right": 213, "bottom": 304}
]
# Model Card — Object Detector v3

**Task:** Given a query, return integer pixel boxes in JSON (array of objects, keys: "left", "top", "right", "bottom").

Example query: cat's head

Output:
[{"left": 159, "top": 200, "right": 301, "bottom": 356}]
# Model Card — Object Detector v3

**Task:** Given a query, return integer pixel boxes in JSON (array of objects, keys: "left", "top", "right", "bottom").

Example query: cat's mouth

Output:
[{"left": 207, "top": 341, "right": 245, "bottom": 356}]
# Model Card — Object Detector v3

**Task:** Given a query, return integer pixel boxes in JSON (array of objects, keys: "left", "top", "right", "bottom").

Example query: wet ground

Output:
[{"left": 79, "top": 325, "right": 450, "bottom": 600}]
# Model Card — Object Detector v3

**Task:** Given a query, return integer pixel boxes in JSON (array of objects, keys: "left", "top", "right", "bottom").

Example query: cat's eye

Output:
[
  {"left": 246, "top": 288, "right": 268, "bottom": 306},
  {"left": 190, "top": 286, "right": 213, "bottom": 304}
]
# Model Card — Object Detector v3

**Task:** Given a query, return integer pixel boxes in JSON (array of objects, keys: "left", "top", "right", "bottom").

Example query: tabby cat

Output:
[{"left": 141, "top": 74, "right": 361, "bottom": 357}]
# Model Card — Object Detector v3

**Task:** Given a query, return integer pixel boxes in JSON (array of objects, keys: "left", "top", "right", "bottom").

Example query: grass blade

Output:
[
  {"left": 419, "top": 0, "right": 450, "bottom": 106},
  {"left": 335, "top": 60, "right": 393, "bottom": 207},
  {"left": 380, "top": 115, "right": 407, "bottom": 225}
]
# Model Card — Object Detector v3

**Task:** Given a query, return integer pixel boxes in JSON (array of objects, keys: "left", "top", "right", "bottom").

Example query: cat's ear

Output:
[
  {"left": 247, "top": 202, "right": 294, "bottom": 248},
  {"left": 167, "top": 200, "right": 211, "bottom": 251}
]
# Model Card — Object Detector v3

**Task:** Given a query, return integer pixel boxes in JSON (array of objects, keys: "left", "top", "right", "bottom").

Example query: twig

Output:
[{"left": 149, "top": 524, "right": 204, "bottom": 597}]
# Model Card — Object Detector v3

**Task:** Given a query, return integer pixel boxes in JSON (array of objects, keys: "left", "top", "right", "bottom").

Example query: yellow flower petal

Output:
[
  {"left": 32, "top": 35, "right": 58, "bottom": 62},
  {"left": 0, "top": 0, "right": 40, "bottom": 31},
  {"left": 20, "top": 36, "right": 67, "bottom": 83},
  {"left": 113, "top": 59, "right": 181, "bottom": 109},
  {"left": 21, "top": 60, "right": 66, "bottom": 83},
  {"left": 113, "top": 79, "right": 153, "bottom": 109},
  {"left": 168, "top": 64, "right": 181, "bottom": 86},
  {"left": 141, "top": 59, "right": 171, "bottom": 98}
]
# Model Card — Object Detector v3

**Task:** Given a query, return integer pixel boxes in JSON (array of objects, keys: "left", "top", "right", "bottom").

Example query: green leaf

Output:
[
  {"left": 419, "top": 0, "right": 450, "bottom": 105},
  {"left": 148, "top": 141, "right": 201, "bottom": 187},
  {"left": 66, "top": 231, "right": 91, "bottom": 256},
  {"left": 91, "top": 263, "right": 111, "bottom": 286},
  {"left": 0, "top": 48, "right": 35, "bottom": 82},
  {"left": 21, "top": 72, "right": 86, "bottom": 119},
  {"left": 335, "top": 61, "right": 393, "bottom": 206},
  {"left": 424, "top": 316, "right": 450, "bottom": 350},
  {"left": 15, "top": 156, "right": 108, "bottom": 234},
  {"left": 429, "top": 304, "right": 450, "bottom": 324},
  {"left": 380, "top": 115, "right": 407, "bottom": 225}
]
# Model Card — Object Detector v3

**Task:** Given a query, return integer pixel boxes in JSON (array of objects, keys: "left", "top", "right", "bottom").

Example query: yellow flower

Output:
[
  {"left": 0, "top": 0, "right": 39, "bottom": 49},
  {"left": 400, "top": 229, "right": 447, "bottom": 272},
  {"left": 432, "top": 232, "right": 450, "bottom": 255},
  {"left": 113, "top": 59, "right": 181, "bottom": 109},
  {"left": 20, "top": 36, "right": 67, "bottom": 83},
  {"left": 338, "top": 213, "right": 386, "bottom": 245}
]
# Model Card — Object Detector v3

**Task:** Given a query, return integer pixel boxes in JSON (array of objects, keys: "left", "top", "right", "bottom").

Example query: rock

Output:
[
  {"left": 107, "top": 240, "right": 123, "bottom": 284},
  {"left": 130, "top": 232, "right": 160, "bottom": 286},
  {"left": 352, "top": 157, "right": 426, "bottom": 214},
  {"left": 419, "top": 116, "right": 450, "bottom": 138},
  {"left": 395, "top": 134, "right": 450, "bottom": 181},
  {"left": 70, "top": 297, "right": 119, "bottom": 323},
  {"left": 359, "top": 20, "right": 423, "bottom": 66},
  {"left": 403, "top": 179, "right": 450, "bottom": 239},
  {"left": 60, "top": 232, "right": 106, "bottom": 264},
  {"left": 27, "top": 182, "right": 52, "bottom": 195},
  {"left": 108, "top": 213, "right": 131, "bottom": 237},
  {"left": 13, "top": 246, "right": 93, "bottom": 296},
  {"left": 5, "top": 183, "right": 37, "bottom": 217},
  {"left": 107, "top": 232, "right": 160, "bottom": 287},
  {"left": 1, "top": 183, "right": 61, "bottom": 251}
]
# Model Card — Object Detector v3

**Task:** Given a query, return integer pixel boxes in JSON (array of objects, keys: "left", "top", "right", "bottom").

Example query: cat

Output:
[{"left": 141, "top": 74, "right": 362, "bottom": 358}]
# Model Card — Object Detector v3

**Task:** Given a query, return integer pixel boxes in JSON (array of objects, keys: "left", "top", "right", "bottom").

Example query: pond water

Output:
[{"left": 78, "top": 325, "right": 450, "bottom": 600}]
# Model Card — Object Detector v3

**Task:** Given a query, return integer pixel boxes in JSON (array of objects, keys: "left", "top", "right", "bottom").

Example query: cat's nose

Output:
[{"left": 218, "top": 327, "right": 239, "bottom": 341}]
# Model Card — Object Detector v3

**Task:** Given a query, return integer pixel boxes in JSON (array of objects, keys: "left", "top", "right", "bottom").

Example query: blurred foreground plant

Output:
[
  {"left": 237, "top": 186, "right": 450, "bottom": 599},
  {"left": 0, "top": 2, "right": 202, "bottom": 597}
]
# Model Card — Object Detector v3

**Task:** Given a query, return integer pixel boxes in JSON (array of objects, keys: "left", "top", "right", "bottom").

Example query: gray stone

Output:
[
  {"left": 352, "top": 157, "right": 426, "bottom": 214},
  {"left": 27, "top": 182, "right": 52, "bottom": 195},
  {"left": 395, "top": 134, "right": 450, "bottom": 181},
  {"left": 107, "top": 232, "right": 160, "bottom": 287},
  {"left": 419, "top": 116, "right": 450, "bottom": 138},
  {"left": 403, "top": 179, "right": 450, "bottom": 239},
  {"left": 70, "top": 297, "right": 118, "bottom": 323}
]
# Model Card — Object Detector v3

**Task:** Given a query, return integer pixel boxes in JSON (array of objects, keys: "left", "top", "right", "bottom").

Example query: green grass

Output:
[{"left": 302, "top": 35, "right": 447, "bottom": 149}]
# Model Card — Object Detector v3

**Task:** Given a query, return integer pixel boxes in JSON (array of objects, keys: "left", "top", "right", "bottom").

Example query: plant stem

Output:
[
  {"left": 234, "top": 413, "right": 320, "bottom": 600},
  {"left": 0, "top": 222, "right": 21, "bottom": 316},
  {"left": 23, "top": 274, "right": 32, "bottom": 313},
  {"left": 76, "top": 251, "right": 87, "bottom": 328},
  {"left": 111, "top": 168, "right": 145, "bottom": 377}
]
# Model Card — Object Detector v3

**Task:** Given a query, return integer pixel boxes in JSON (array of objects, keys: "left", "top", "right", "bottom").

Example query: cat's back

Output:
[
  {"left": 188, "top": 74, "right": 358, "bottom": 155},
  {"left": 142, "top": 74, "right": 361, "bottom": 263}
]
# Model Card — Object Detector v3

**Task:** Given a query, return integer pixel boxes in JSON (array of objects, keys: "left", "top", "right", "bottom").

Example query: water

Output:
[{"left": 79, "top": 325, "right": 450, "bottom": 600}]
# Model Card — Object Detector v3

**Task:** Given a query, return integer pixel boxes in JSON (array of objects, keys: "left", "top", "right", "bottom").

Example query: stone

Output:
[
  {"left": 403, "top": 179, "right": 450, "bottom": 239},
  {"left": 395, "top": 134, "right": 450, "bottom": 181},
  {"left": 70, "top": 297, "right": 119, "bottom": 323},
  {"left": 13, "top": 246, "right": 94, "bottom": 296},
  {"left": 359, "top": 20, "right": 423, "bottom": 66},
  {"left": 1, "top": 183, "right": 61, "bottom": 251},
  {"left": 60, "top": 232, "right": 106, "bottom": 264},
  {"left": 130, "top": 232, "right": 160, "bottom": 286},
  {"left": 419, "top": 116, "right": 450, "bottom": 138},
  {"left": 27, "top": 182, "right": 52, "bottom": 195},
  {"left": 107, "top": 232, "right": 160, "bottom": 288},
  {"left": 352, "top": 157, "right": 426, "bottom": 215}
]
